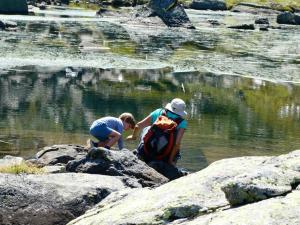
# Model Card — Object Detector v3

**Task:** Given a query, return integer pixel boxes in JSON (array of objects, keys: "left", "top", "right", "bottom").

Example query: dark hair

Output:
[{"left": 119, "top": 113, "right": 136, "bottom": 129}]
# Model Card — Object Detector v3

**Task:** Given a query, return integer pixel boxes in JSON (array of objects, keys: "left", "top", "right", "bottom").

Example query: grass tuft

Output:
[{"left": 0, "top": 162, "right": 44, "bottom": 174}]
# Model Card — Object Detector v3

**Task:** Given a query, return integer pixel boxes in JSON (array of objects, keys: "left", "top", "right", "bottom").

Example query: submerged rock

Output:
[
  {"left": 190, "top": 0, "right": 227, "bottom": 11},
  {"left": 277, "top": 12, "right": 300, "bottom": 25},
  {"left": 0, "top": 0, "right": 28, "bottom": 15},
  {"left": 228, "top": 24, "right": 255, "bottom": 30}
]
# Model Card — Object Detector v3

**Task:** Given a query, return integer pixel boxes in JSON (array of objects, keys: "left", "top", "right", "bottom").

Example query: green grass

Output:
[{"left": 0, "top": 162, "right": 44, "bottom": 174}]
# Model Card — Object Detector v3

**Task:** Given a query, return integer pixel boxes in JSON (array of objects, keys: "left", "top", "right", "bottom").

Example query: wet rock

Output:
[
  {"left": 190, "top": 0, "right": 227, "bottom": 11},
  {"left": 0, "top": 173, "right": 134, "bottom": 225},
  {"left": 133, "top": 0, "right": 195, "bottom": 29},
  {"left": 207, "top": 19, "right": 221, "bottom": 26},
  {"left": 66, "top": 147, "right": 168, "bottom": 187},
  {"left": 0, "top": 21, "right": 5, "bottom": 30},
  {"left": 259, "top": 26, "right": 269, "bottom": 31},
  {"left": 0, "top": 0, "right": 28, "bottom": 15},
  {"left": 228, "top": 24, "right": 255, "bottom": 30},
  {"left": 255, "top": 17, "right": 269, "bottom": 24},
  {"left": 39, "top": 2, "right": 47, "bottom": 10},
  {"left": 277, "top": 12, "right": 300, "bottom": 25}
]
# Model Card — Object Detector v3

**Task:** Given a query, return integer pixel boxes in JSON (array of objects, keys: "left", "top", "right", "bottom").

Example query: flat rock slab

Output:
[
  {"left": 0, "top": 173, "right": 136, "bottom": 225},
  {"left": 67, "top": 156, "right": 268, "bottom": 225}
]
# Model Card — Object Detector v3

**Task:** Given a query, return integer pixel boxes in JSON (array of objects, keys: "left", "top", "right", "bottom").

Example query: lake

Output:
[{"left": 0, "top": 7, "right": 299, "bottom": 171}]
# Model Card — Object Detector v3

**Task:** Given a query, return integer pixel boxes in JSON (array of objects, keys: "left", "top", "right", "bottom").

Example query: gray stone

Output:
[
  {"left": 0, "top": 155, "right": 24, "bottom": 168},
  {"left": 0, "top": 0, "right": 28, "bottom": 15},
  {"left": 0, "top": 173, "right": 135, "bottom": 225},
  {"left": 190, "top": 0, "right": 227, "bottom": 11},
  {"left": 43, "top": 165, "right": 66, "bottom": 173},
  {"left": 66, "top": 147, "right": 169, "bottom": 187},
  {"left": 67, "top": 156, "right": 268, "bottom": 225},
  {"left": 133, "top": 0, "right": 195, "bottom": 29},
  {"left": 255, "top": 17, "right": 269, "bottom": 24},
  {"left": 68, "top": 150, "right": 300, "bottom": 225},
  {"left": 228, "top": 24, "right": 255, "bottom": 30},
  {"left": 170, "top": 191, "right": 300, "bottom": 225},
  {"left": 34, "top": 144, "right": 87, "bottom": 166}
]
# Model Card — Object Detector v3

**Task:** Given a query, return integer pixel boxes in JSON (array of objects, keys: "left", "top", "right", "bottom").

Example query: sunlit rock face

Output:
[{"left": 0, "top": 0, "right": 28, "bottom": 15}]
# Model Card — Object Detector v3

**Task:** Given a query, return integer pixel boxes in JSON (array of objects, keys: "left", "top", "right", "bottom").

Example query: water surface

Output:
[{"left": 0, "top": 7, "right": 299, "bottom": 171}]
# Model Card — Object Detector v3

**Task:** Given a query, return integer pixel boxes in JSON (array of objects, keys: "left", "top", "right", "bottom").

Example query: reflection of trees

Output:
[{"left": 1, "top": 66, "right": 300, "bottom": 161}]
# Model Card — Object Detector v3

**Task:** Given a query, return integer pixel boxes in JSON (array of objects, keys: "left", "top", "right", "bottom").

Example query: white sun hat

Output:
[{"left": 165, "top": 98, "right": 187, "bottom": 117}]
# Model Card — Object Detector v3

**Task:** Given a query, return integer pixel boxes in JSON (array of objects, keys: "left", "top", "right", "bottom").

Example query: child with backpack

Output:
[
  {"left": 87, "top": 113, "right": 136, "bottom": 150},
  {"left": 127, "top": 98, "right": 187, "bottom": 165}
]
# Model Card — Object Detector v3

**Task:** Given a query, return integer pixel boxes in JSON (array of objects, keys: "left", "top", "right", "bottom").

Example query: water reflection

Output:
[{"left": 1, "top": 66, "right": 300, "bottom": 171}]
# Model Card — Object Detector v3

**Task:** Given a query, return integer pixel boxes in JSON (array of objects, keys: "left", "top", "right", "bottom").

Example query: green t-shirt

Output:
[{"left": 150, "top": 108, "right": 187, "bottom": 130}]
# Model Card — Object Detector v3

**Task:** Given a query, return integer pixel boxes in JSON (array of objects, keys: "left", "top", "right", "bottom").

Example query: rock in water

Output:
[
  {"left": 134, "top": 0, "right": 195, "bottom": 29},
  {"left": 0, "top": 0, "right": 28, "bottom": 15},
  {"left": 190, "top": 0, "right": 227, "bottom": 11}
]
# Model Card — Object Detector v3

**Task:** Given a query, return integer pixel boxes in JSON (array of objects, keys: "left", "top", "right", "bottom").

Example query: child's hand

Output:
[{"left": 126, "top": 135, "right": 136, "bottom": 141}]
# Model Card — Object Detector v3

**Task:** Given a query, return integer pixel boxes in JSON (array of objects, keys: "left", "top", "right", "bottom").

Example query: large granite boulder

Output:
[
  {"left": 67, "top": 156, "right": 268, "bottom": 225},
  {"left": 190, "top": 0, "right": 227, "bottom": 11},
  {"left": 133, "top": 0, "right": 195, "bottom": 29},
  {"left": 66, "top": 147, "right": 169, "bottom": 187},
  {"left": 0, "top": 0, "right": 28, "bottom": 15},
  {"left": 67, "top": 150, "right": 300, "bottom": 225},
  {"left": 0, "top": 173, "right": 137, "bottom": 225}
]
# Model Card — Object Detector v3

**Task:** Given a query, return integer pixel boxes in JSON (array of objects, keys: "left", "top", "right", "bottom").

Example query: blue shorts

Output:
[{"left": 89, "top": 122, "right": 113, "bottom": 142}]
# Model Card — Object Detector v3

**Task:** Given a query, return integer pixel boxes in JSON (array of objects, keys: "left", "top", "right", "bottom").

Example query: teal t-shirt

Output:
[{"left": 150, "top": 108, "right": 187, "bottom": 130}]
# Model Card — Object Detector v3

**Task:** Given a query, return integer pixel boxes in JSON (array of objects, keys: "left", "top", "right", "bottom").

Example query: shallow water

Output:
[{"left": 0, "top": 7, "right": 299, "bottom": 171}]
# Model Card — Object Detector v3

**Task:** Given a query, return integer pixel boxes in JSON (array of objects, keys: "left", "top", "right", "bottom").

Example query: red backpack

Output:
[{"left": 143, "top": 110, "right": 183, "bottom": 161}]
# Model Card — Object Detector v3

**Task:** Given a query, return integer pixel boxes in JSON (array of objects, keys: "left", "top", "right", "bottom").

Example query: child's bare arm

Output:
[
  {"left": 126, "top": 115, "right": 152, "bottom": 140},
  {"left": 168, "top": 128, "right": 185, "bottom": 165}
]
